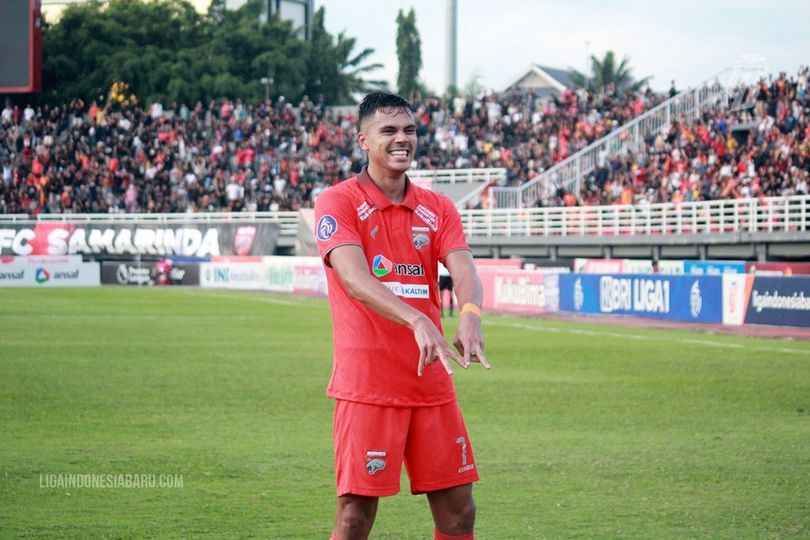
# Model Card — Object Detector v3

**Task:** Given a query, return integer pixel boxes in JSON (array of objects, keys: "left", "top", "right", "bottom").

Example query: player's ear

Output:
[{"left": 357, "top": 131, "right": 368, "bottom": 152}]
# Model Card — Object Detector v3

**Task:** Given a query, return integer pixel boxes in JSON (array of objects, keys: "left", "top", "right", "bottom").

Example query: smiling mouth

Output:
[{"left": 389, "top": 149, "right": 410, "bottom": 158}]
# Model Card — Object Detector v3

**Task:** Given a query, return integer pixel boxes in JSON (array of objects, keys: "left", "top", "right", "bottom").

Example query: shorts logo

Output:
[
  {"left": 372, "top": 254, "right": 393, "bottom": 277},
  {"left": 412, "top": 226, "right": 430, "bottom": 250},
  {"left": 366, "top": 451, "right": 387, "bottom": 475},
  {"left": 316, "top": 215, "right": 338, "bottom": 241}
]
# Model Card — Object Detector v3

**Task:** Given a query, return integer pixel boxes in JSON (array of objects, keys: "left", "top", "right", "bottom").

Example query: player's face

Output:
[{"left": 358, "top": 108, "right": 417, "bottom": 175}]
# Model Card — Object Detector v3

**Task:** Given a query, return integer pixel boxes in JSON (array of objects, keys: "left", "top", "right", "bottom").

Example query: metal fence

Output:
[
  {"left": 461, "top": 195, "right": 809, "bottom": 238},
  {"left": 28, "top": 211, "right": 302, "bottom": 237},
  {"left": 490, "top": 58, "right": 769, "bottom": 208},
  {"left": 4, "top": 196, "right": 806, "bottom": 240},
  {"left": 409, "top": 168, "right": 506, "bottom": 184}
]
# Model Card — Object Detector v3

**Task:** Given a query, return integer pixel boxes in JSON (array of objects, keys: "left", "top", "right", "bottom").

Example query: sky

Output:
[
  {"left": 43, "top": 0, "right": 809, "bottom": 94},
  {"left": 314, "top": 0, "right": 810, "bottom": 93}
]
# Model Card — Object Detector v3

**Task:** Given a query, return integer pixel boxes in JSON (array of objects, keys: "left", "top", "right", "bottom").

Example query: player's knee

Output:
[
  {"left": 457, "top": 499, "right": 476, "bottom": 530},
  {"left": 337, "top": 502, "right": 375, "bottom": 536},
  {"left": 438, "top": 498, "right": 476, "bottom": 533}
]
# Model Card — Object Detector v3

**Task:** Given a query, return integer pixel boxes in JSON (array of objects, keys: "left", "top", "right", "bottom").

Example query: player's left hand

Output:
[{"left": 453, "top": 312, "right": 491, "bottom": 370}]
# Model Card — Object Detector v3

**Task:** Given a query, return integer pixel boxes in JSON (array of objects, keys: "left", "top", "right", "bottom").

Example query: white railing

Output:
[
  {"left": 410, "top": 168, "right": 506, "bottom": 184},
  {"left": 491, "top": 58, "right": 769, "bottom": 208},
  {"left": 461, "top": 195, "right": 809, "bottom": 238},
  {"left": 3, "top": 196, "right": 806, "bottom": 240},
  {"left": 23, "top": 211, "right": 301, "bottom": 236}
]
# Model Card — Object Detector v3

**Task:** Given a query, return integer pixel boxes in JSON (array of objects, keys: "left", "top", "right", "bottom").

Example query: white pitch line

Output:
[
  {"left": 0, "top": 314, "right": 260, "bottom": 321},
  {"left": 500, "top": 322, "right": 561, "bottom": 333},
  {"left": 487, "top": 320, "right": 810, "bottom": 355},
  {"left": 680, "top": 338, "right": 744, "bottom": 349},
  {"left": 179, "top": 289, "right": 305, "bottom": 307}
]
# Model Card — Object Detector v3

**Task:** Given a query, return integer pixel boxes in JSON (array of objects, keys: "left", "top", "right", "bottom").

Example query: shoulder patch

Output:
[{"left": 317, "top": 215, "right": 338, "bottom": 241}]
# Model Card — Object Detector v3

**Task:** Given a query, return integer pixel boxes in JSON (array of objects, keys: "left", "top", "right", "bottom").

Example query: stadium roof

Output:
[{"left": 504, "top": 64, "right": 577, "bottom": 95}]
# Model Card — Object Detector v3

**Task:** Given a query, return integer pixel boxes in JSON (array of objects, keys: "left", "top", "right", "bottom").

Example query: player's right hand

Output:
[{"left": 411, "top": 315, "right": 468, "bottom": 376}]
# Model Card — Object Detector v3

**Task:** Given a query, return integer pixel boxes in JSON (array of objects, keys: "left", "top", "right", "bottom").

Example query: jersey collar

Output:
[{"left": 357, "top": 167, "right": 417, "bottom": 211}]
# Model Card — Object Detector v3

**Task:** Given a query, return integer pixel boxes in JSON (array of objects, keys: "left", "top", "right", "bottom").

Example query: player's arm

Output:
[
  {"left": 328, "top": 244, "right": 467, "bottom": 376},
  {"left": 445, "top": 249, "right": 490, "bottom": 370}
]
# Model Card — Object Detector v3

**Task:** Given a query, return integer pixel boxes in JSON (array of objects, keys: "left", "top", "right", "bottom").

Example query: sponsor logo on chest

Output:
[
  {"left": 357, "top": 201, "right": 377, "bottom": 221},
  {"left": 414, "top": 204, "right": 438, "bottom": 231},
  {"left": 372, "top": 254, "right": 424, "bottom": 277}
]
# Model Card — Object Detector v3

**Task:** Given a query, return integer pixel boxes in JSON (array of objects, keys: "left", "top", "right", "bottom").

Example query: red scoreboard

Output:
[{"left": 0, "top": 0, "right": 43, "bottom": 93}]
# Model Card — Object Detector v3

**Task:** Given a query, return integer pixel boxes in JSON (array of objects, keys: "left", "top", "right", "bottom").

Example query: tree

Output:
[
  {"left": 39, "top": 0, "right": 376, "bottom": 105},
  {"left": 303, "top": 7, "right": 385, "bottom": 104},
  {"left": 395, "top": 8, "right": 424, "bottom": 100},
  {"left": 570, "top": 51, "right": 651, "bottom": 94},
  {"left": 43, "top": 0, "right": 211, "bottom": 104},
  {"left": 462, "top": 71, "right": 486, "bottom": 99}
]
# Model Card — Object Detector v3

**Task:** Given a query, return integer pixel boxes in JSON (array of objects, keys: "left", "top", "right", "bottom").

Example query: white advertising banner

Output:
[
  {"left": 722, "top": 274, "right": 754, "bottom": 326},
  {"left": 0, "top": 262, "right": 100, "bottom": 287},
  {"left": 199, "top": 262, "right": 267, "bottom": 290},
  {"left": 1, "top": 255, "right": 83, "bottom": 265}
]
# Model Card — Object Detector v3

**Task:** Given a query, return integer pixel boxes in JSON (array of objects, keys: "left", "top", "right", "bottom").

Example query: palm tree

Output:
[
  {"left": 570, "top": 51, "right": 651, "bottom": 94},
  {"left": 304, "top": 7, "right": 386, "bottom": 104}
]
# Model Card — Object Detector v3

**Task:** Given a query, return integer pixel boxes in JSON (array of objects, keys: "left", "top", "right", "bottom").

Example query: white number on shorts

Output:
[{"left": 455, "top": 436, "right": 468, "bottom": 466}]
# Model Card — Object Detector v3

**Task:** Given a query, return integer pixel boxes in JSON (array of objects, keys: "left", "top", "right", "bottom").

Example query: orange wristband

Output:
[{"left": 460, "top": 303, "right": 481, "bottom": 317}]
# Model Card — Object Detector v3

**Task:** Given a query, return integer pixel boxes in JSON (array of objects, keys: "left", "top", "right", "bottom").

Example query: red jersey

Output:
[{"left": 314, "top": 168, "right": 470, "bottom": 407}]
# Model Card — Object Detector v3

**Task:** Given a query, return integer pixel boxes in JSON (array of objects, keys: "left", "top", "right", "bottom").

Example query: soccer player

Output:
[{"left": 314, "top": 91, "right": 490, "bottom": 540}]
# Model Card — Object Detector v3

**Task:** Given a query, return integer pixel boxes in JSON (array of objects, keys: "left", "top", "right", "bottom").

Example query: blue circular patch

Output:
[{"left": 317, "top": 215, "right": 338, "bottom": 241}]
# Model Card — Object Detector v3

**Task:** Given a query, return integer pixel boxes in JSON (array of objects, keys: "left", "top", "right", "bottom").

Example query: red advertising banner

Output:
[
  {"left": 745, "top": 262, "right": 810, "bottom": 276},
  {"left": 474, "top": 258, "right": 523, "bottom": 270},
  {"left": 575, "top": 258, "right": 624, "bottom": 274},
  {"left": 479, "top": 268, "right": 557, "bottom": 314},
  {"left": 293, "top": 262, "right": 327, "bottom": 295}
]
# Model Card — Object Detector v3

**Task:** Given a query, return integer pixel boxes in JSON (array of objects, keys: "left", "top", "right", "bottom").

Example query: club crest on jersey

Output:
[
  {"left": 414, "top": 204, "right": 438, "bottom": 231},
  {"left": 366, "top": 451, "right": 387, "bottom": 475},
  {"left": 412, "top": 226, "right": 430, "bottom": 250},
  {"left": 316, "top": 215, "right": 338, "bottom": 241},
  {"left": 357, "top": 201, "right": 377, "bottom": 221}
]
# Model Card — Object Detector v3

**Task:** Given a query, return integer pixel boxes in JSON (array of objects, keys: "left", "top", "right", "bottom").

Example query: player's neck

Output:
[{"left": 367, "top": 164, "right": 407, "bottom": 204}]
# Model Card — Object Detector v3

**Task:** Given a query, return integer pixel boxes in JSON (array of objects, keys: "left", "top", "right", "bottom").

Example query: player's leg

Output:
[
  {"left": 427, "top": 483, "right": 476, "bottom": 537},
  {"left": 331, "top": 400, "right": 409, "bottom": 538},
  {"left": 332, "top": 494, "right": 379, "bottom": 540},
  {"left": 404, "top": 401, "right": 479, "bottom": 537}
]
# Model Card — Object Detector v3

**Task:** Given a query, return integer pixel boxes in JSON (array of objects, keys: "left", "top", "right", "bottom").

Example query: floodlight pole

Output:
[
  {"left": 260, "top": 77, "right": 273, "bottom": 103},
  {"left": 445, "top": 0, "right": 457, "bottom": 94}
]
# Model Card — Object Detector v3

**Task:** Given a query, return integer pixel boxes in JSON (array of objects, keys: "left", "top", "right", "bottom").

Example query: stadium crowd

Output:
[
  {"left": 0, "top": 83, "right": 665, "bottom": 214},
  {"left": 0, "top": 68, "right": 807, "bottom": 215},
  {"left": 570, "top": 68, "right": 809, "bottom": 207}
]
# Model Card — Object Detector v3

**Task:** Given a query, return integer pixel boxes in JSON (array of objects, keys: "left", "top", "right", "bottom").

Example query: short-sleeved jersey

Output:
[{"left": 314, "top": 167, "right": 470, "bottom": 407}]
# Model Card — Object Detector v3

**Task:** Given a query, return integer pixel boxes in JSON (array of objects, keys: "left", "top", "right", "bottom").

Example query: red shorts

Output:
[{"left": 333, "top": 399, "right": 479, "bottom": 497}]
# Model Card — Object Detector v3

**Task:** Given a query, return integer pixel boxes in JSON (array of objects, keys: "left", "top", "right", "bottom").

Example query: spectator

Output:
[{"left": 2, "top": 68, "right": 806, "bottom": 215}]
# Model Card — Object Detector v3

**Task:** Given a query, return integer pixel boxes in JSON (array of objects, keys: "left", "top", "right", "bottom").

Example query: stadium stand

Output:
[
  {"left": 1, "top": 83, "right": 664, "bottom": 215},
  {"left": 1, "top": 67, "right": 805, "bottom": 216},
  {"left": 502, "top": 66, "right": 809, "bottom": 208}
]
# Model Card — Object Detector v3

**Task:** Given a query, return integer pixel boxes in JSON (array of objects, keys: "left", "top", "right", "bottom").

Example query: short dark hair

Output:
[{"left": 357, "top": 91, "right": 414, "bottom": 130}]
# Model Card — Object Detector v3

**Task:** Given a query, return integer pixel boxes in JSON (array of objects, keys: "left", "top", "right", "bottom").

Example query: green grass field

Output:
[{"left": 1, "top": 287, "right": 809, "bottom": 539}]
